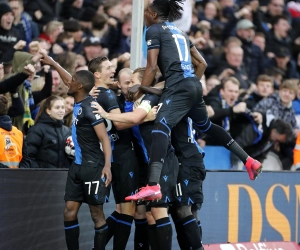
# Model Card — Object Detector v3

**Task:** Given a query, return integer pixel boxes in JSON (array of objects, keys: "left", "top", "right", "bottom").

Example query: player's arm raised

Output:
[
  {"left": 190, "top": 46, "right": 207, "bottom": 79},
  {"left": 39, "top": 50, "right": 72, "bottom": 88},
  {"left": 141, "top": 49, "right": 159, "bottom": 87},
  {"left": 94, "top": 123, "right": 112, "bottom": 187}
]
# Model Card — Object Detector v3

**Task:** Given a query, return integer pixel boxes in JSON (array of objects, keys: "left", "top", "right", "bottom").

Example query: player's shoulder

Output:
[
  {"left": 142, "top": 94, "right": 159, "bottom": 105},
  {"left": 97, "top": 87, "right": 117, "bottom": 100}
]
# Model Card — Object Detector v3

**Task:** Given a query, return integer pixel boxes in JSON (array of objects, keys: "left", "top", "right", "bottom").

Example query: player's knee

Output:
[
  {"left": 194, "top": 117, "right": 212, "bottom": 132},
  {"left": 134, "top": 205, "right": 146, "bottom": 219},
  {"left": 89, "top": 205, "right": 105, "bottom": 223},
  {"left": 146, "top": 211, "right": 155, "bottom": 224},
  {"left": 151, "top": 206, "right": 168, "bottom": 220},
  {"left": 176, "top": 205, "right": 192, "bottom": 219},
  {"left": 63, "top": 206, "right": 77, "bottom": 221},
  {"left": 120, "top": 202, "right": 135, "bottom": 216}
]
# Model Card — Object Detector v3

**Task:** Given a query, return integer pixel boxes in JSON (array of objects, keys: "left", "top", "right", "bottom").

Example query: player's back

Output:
[
  {"left": 146, "top": 22, "right": 195, "bottom": 87},
  {"left": 72, "top": 96, "right": 104, "bottom": 165}
]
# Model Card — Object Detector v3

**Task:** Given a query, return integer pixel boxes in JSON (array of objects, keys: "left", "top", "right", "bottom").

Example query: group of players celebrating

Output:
[{"left": 39, "top": 0, "right": 262, "bottom": 249}]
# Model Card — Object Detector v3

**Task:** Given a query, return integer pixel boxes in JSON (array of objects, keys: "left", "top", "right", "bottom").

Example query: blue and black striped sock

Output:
[
  {"left": 94, "top": 223, "right": 108, "bottom": 250},
  {"left": 182, "top": 215, "right": 202, "bottom": 249},
  {"left": 64, "top": 219, "right": 80, "bottom": 250},
  {"left": 113, "top": 213, "right": 133, "bottom": 249},
  {"left": 134, "top": 218, "right": 149, "bottom": 249},
  {"left": 105, "top": 210, "right": 120, "bottom": 244},
  {"left": 156, "top": 217, "right": 172, "bottom": 250}
]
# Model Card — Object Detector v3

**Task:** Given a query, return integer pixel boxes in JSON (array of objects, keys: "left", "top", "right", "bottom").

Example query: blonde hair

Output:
[{"left": 45, "top": 21, "right": 63, "bottom": 36}]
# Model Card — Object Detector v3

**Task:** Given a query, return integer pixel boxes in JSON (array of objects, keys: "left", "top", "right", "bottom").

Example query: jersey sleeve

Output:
[
  {"left": 146, "top": 25, "right": 161, "bottom": 50},
  {"left": 97, "top": 89, "right": 120, "bottom": 112},
  {"left": 140, "top": 94, "right": 159, "bottom": 108},
  {"left": 85, "top": 99, "right": 104, "bottom": 126},
  {"left": 189, "top": 39, "right": 194, "bottom": 48}
]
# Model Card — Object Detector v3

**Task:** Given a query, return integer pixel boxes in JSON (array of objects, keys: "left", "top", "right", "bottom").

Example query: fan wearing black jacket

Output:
[{"left": 26, "top": 95, "right": 72, "bottom": 168}]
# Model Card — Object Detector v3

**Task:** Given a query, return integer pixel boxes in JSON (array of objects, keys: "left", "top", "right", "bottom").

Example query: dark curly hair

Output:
[{"left": 151, "top": 0, "right": 185, "bottom": 22}]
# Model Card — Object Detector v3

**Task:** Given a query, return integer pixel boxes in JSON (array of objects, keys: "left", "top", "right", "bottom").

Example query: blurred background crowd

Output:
[{"left": 0, "top": 0, "right": 300, "bottom": 171}]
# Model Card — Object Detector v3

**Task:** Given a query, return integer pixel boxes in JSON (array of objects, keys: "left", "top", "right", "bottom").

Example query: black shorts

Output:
[
  {"left": 111, "top": 151, "right": 139, "bottom": 204},
  {"left": 147, "top": 152, "right": 179, "bottom": 207},
  {"left": 64, "top": 160, "right": 110, "bottom": 205},
  {"left": 156, "top": 77, "right": 208, "bottom": 127},
  {"left": 174, "top": 153, "right": 205, "bottom": 207}
]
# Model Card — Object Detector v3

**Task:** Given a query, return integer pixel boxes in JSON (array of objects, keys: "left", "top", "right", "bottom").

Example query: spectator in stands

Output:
[
  {"left": 265, "top": 16, "right": 291, "bottom": 56},
  {"left": 82, "top": 36, "right": 108, "bottom": 63},
  {"left": 235, "top": 19, "right": 265, "bottom": 82},
  {"left": 206, "top": 36, "right": 242, "bottom": 77},
  {"left": 0, "top": 3, "right": 25, "bottom": 63},
  {"left": 214, "top": 46, "right": 252, "bottom": 90},
  {"left": 253, "top": 79, "right": 298, "bottom": 129},
  {"left": 114, "top": 14, "right": 131, "bottom": 56},
  {"left": 63, "top": 94, "right": 74, "bottom": 128},
  {"left": 26, "top": 95, "right": 72, "bottom": 168},
  {"left": 55, "top": 32, "right": 75, "bottom": 53},
  {"left": 61, "top": 0, "right": 84, "bottom": 21},
  {"left": 102, "top": 0, "right": 131, "bottom": 58},
  {"left": 205, "top": 76, "right": 263, "bottom": 140},
  {"left": 197, "top": 1, "right": 222, "bottom": 28},
  {"left": 243, "top": 74, "right": 274, "bottom": 110},
  {"left": 3, "top": 50, "right": 52, "bottom": 133},
  {"left": 91, "top": 13, "right": 109, "bottom": 39},
  {"left": 252, "top": 0, "right": 290, "bottom": 34},
  {"left": 266, "top": 47, "right": 299, "bottom": 79},
  {"left": 55, "top": 52, "right": 77, "bottom": 75},
  {"left": 0, "top": 95, "right": 31, "bottom": 168},
  {"left": 63, "top": 20, "right": 84, "bottom": 54},
  {"left": 51, "top": 69, "right": 61, "bottom": 93},
  {"left": 253, "top": 31, "right": 270, "bottom": 67},
  {"left": 231, "top": 117, "right": 293, "bottom": 169},
  {"left": 78, "top": 7, "right": 97, "bottom": 37},
  {"left": 206, "top": 75, "right": 220, "bottom": 94},
  {"left": 24, "top": 0, "right": 60, "bottom": 32},
  {"left": 9, "top": 0, "right": 40, "bottom": 50},
  {"left": 39, "top": 20, "right": 63, "bottom": 45}
]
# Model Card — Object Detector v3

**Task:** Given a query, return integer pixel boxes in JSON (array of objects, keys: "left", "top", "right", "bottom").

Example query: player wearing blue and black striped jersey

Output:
[{"left": 39, "top": 51, "right": 112, "bottom": 250}]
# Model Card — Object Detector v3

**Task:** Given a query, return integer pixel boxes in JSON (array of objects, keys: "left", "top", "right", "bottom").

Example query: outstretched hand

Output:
[
  {"left": 39, "top": 50, "right": 56, "bottom": 66},
  {"left": 23, "top": 64, "right": 36, "bottom": 76},
  {"left": 91, "top": 101, "right": 108, "bottom": 119},
  {"left": 143, "top": 106, "right": 158, "bottom": 122}
]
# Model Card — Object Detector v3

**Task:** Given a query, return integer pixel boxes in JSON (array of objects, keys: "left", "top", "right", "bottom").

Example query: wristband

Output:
[{"left": 137, "top": 100, "right": 151, "bottom": 113}]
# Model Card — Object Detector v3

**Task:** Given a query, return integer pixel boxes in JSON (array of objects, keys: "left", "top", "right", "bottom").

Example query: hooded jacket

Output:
[
  {"left": 26, "top": 113, "right": 72, "bottom": 168},
  {"left": 0, "top": 3, "right": 20, "bottom": 62}
]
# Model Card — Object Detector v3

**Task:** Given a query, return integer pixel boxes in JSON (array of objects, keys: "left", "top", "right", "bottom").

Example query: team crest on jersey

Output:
[
  {"left": 78, "top": 107, "right": 82, "bottom": 115},
  {"left": 95, "top": 114, "right": 102, "bottom": 120},
  {"left": 147, "top": 40, "right": 151, "bottom": 46}
]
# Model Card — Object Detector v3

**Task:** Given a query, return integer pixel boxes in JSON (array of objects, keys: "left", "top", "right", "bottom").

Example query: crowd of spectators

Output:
[{"left": 0, "top": 0, "right": 299, "bottom": 171}]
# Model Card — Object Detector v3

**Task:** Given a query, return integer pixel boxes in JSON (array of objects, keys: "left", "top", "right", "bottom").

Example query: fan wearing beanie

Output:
[{"left": 0, "top": 3, "right": 22, "bottom": 63}]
